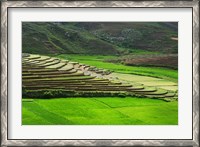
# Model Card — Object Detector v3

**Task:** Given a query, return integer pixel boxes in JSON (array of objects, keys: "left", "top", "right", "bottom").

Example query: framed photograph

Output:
[{"left": 1, "top": 0, "right": 199, "bottom": 146}]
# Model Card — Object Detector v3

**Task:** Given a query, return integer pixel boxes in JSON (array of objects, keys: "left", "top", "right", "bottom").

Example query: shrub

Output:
[
  {"left": 22, "top": 88, "right": 133, "bottom": 99},
  {"left": 118, "top": 93, "right": 126, "bottom": 98},
  {"left": 43, "top": 91, "right": 53, "bottom": 98}
]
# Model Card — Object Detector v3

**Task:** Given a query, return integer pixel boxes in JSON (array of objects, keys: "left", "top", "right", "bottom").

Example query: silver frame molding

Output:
[{"left": 1, "top": 1, "right": 199, "bottom": 146}]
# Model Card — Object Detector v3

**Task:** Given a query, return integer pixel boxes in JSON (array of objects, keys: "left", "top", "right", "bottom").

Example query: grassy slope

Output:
[
  {"left": 55, "top": 54, "right": 178, "bottom": 82},
  {"left": 22, "top": 22, "right": 119, "bottom": 55},
  {"left": 80, "top": 22, "right": 178, "bottom": 53},
  {"left": 22, "top": 22, "right": 178, "bottom": 55},
  {"left": 22, "top": 97, "right": 178, "bottom": 125}
]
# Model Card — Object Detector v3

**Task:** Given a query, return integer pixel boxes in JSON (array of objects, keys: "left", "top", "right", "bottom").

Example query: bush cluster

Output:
[
  {"left": 92, "top": 28, "right": 143, "bottom": 48},
  {"left": 22, "top": 89, "right": 130, "bottom": 98}
]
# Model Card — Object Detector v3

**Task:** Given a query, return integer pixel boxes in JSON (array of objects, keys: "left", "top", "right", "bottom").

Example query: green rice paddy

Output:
[{"left": 22, "top": 97, "right": 178, "bottom": 125}]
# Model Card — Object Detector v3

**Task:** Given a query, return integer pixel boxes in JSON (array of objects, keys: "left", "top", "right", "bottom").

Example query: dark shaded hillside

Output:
[{"left": 22, "top": 22, "right": 178, "bottom": 55}]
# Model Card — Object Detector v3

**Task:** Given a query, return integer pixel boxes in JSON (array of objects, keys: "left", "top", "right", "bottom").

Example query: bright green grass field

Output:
[{"left": 22, "top": 97, "right": 178, "bottom": 125}]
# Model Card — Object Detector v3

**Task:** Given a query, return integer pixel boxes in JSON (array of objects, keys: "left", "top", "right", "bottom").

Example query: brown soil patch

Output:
[
  {"left": 108, "top": 54, "right": 178, "bottom": 69},
  {"left": 124, "top": 55, "right": 178, "bottom": 69}
]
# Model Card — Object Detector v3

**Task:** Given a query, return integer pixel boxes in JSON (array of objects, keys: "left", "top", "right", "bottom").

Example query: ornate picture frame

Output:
[{"left": 1, "top": 1, "right": 199, "bottom": 146}]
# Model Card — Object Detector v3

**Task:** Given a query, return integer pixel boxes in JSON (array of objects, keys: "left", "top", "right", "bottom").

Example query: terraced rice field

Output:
[
  {"left": 110, "top": 73, "right": 178, "bottom": 95},
  {"left": 22, "top": 54, "right": 177, "bottom": 101},
  {"left": 22, "top": 54, "right": 178, "bottom": 125}
]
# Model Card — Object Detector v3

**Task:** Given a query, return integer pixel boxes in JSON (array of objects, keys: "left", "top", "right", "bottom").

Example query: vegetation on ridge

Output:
[{"left": 22, "top": 22, "right": 178, "bottom": 55}]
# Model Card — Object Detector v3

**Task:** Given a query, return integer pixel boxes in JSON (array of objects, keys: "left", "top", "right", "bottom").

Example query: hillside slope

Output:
[{"left": 22, "top": 22, "right": 178, "bottom": 55}]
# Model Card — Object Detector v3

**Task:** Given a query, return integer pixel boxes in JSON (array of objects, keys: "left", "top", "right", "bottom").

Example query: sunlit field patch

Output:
[{"left": 22, "top": 97, "right": 178, "bottom": 125}]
